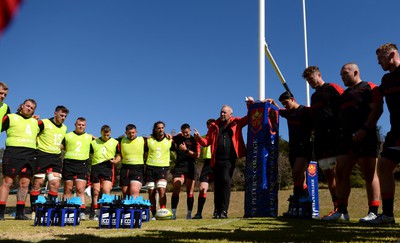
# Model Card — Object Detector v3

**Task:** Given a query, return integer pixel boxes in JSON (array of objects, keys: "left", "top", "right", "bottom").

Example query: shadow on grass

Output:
[
  {"left": 246, "top": 217, "right": 400, "bottom": 242},
  {"left": 26, "top": 217, "right": 400, "bottom": 242}
]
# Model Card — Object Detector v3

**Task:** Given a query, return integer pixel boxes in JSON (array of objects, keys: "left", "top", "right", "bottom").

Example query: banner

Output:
[
  {"left": 307, "top": 161, "right": 319, "bottom": 218},
  {"left": 244, "top": 101, "right": 279, "bottom": 217}
]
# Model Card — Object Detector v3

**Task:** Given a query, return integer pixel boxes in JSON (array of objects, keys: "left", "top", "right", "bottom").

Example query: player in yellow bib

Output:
[
  {"left": 0, "top": 99, "right": 37, "bottom": 220},
  {"left": 30, "top": 106, "right": 69, "bottom": 207},
  {"left": 0, "top": 82, "right": 10, "bottom": 132},
  {"left": 145, "top": 121, "right": 174, "bottom": 219},
  {"left": 62, "top": 117, "right": 93, "bottom": 220},
  {"left": 116, "top": 124, "right": 146, "bottom": 199},
  {"left": 89, "top": 125, "right": 120, "bottom": 220}
]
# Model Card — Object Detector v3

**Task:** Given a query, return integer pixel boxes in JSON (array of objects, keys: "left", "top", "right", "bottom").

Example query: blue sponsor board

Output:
[
  {"left": 307, "top": 161, "right": 319, "bottom": 218},
  {"left": 244, "top": 101, "right": 279, "bottom": 217}
]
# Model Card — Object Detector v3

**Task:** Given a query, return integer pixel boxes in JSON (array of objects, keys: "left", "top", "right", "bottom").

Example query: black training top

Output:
[
  {"left": 338, "top": 81, "right": 382, "bottom": 134},
  {"left": 280, "top": 105, "right": 313, "bottom": 148},
  {"left": 379, "top": 65, "right": 400, "bottom": 133},
  {"left": 173, "top": 134, "right": 197, "bottom": 165},
  {"left": 310, "top": 82, "right": 343, "bottom": 133}
]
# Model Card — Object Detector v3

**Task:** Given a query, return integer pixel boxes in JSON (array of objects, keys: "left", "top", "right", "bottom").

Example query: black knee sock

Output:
[
  {"left": 337, "top": 203, "right": 348, "bottom": 214},
  {"left": 302, "top": 187, "right": 310, "bottom": 197},
  {"left": 293, "top": 186, "right": 303, "bottom": 197},
  {"left": 16, "top": 204, "right": 25, "bottom": 216},
  {"left": 187, "top": 196, "right": 194, "bottom": 211},
  {"left": 368, "top": 206, "right": 378, "bottom": 215},
  {"left": 30, "top": 193, "right": 39, "bottom": 211},
  {"left": 382, "top": 198, "right": 394, "bottom": 217},
  {"left": 171, "top": 195, "right": 179, "bottom": 209},
  {"left": 0, "top": 204, "right": 5, "bottom": 217},
  {"left": 332, "top": 195, "right": 338, "bottom": 209},
  {"left": 197, "top": 196, "right": 206, "bottom": 215}
]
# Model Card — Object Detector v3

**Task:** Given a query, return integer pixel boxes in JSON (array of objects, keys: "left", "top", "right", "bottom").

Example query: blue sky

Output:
[{"left": 0, "top": 0, "right": 398, "bottom": 146}]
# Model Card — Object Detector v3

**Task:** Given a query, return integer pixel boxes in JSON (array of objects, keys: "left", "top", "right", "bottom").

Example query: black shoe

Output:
[
  {"left": 212, "top": 212, "right": 220, "bottom": 219},
  {"left": 220, "top": 211, "right": 228, "bottom": 219},
  {"left": 282, "top": 211, "right": 292, "bottom": 217},
  {"left": 15, "top": 214, "right": 31, "bottom": 220},
  {"left": 0, "top": 214, "right": 4, "bottom": 220},
  {"left": 192, "top": 214, "right": 202, "bottom": 219}
]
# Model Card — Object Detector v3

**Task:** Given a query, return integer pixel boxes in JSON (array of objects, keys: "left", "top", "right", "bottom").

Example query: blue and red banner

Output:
[
  {"left": 307, "top": 161, "right": 319, "bottom": 218},
  {"left": 244, "top": 101, "right": 279, "bottom": 217}
]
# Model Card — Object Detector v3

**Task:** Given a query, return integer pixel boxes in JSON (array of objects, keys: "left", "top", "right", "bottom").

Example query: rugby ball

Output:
[{"left": 155, "top": 208, "right": 173, "bottom": 220}]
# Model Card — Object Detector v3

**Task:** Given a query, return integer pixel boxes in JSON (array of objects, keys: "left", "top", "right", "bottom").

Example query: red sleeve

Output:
[
  {"left": 38, "top": 120, "right": 44, "bottom": 132},
  {"left": 198, "top": 135, "right": 209, "bottom": 147},
  {"left": 117, "top": 142, "right": 121, "bottom": 154},
  {"left": 196, "top": 139, "right": 201, "bottom": 154},
  {"left": 330, "top": 83, "right": 344, "bottom": 95},
  {"left": 1, "top": 115, "right": 9, "bottom": 132},
  {"left": 2, "top": 114, "right": 7, "bottom": 123},
  {"left": 0, "top": 0, "right": 22, "bottom": 34},
  {"left": 368, "top": 82, "right": 383, "bottom": 103},
  {"left": 237, "top": 115, "right": 248, "bottom": 128},
  {"left": 197, "top": 127, "right": 213, "bottom": 147}
]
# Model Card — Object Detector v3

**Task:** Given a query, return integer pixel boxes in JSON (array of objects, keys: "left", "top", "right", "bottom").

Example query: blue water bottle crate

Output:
[
  {"left": 98, "top": 194, "right": 151, "bottom": 229},
  {"left": 34, "top": 196, "right": 82, "bottom": 227}
]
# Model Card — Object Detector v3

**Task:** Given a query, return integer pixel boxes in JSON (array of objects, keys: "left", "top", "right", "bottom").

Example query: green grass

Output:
[
  {"left": 1, "top": 216, "right": 399, "bottom": 242},
  {"left": 1, "top": 187, "right": 400, "bottom": 242}
]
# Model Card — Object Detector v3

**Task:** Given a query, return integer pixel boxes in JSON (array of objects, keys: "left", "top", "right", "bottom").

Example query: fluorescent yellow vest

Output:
[
  {"left": 201, "top": 134, "right": 212, "bottom": 159},
  {"left": 64, "top": 132, "right": 92, "bottom": 160},
  {"left": 146, "top": 137, "right": 172, "bottom": 167},
  {"left": 91, "top": 137, "right": 118, "bottom": 165},
  {"left": 0, "top": 102, "right": 8, "bottom": 132},
  {"left": 120, "top": 136, "right": 145, "bottom": 165},
  {"left": 36, "top": 119, "right": 68, "bottom": 154},
  {"left": 201, "top": 145, "right": 212, "bottom": 159},
  {"left": 5, "top": 113, "right": 39, "bottom": 149}
]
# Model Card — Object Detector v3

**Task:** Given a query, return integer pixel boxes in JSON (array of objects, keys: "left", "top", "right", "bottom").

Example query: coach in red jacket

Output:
[{"left": 194, "top": 97, "right": 254, "bottom": 219}]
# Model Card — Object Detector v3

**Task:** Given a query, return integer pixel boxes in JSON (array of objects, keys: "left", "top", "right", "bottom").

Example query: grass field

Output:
[{"left": 1, "top": 186, "right": 400, "bottom": 242}]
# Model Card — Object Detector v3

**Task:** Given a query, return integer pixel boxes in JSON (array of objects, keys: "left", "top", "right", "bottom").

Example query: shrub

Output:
[{"left": 278, "top": 153, "right": 292, "bottom": 190}]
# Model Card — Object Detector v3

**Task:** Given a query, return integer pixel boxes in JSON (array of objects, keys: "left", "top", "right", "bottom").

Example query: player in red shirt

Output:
[
  {"left": 323, "top": 63, "right": 383, "bottom": 222},
  {"left": 368, "top": 43, "right": 400, "bottom": 224}
]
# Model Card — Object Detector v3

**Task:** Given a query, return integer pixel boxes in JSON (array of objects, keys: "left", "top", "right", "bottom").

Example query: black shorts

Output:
[
  {"left": 381, "top": 131, "right": 400, "bottom": 163},
  {"left": 337, "top": 130, "right": 380, "bottom": 157},
  {"left": 120, "top": 164, "right": 144, "bottom": 186},
  {"left": 2, "top": 147, "right": 35, "bottom": 177},
  {"left": 314, "top": 129, "right": 337, "bottom": 160},
  {"left": 2, "top": 157, "right": 34, "bottom": 177},
  {"left": 90, "top": 162, "right": 115, "bottom": 183},
  {"left": 35, "top": 151, "right": 62, "bottom": 174},
  {"left": 62, "top": 159, "right": 89, "bottom": 181},
  {"left": 199, "top": 159, "right": 213, "bottom": 183},
  {"left": 145, "top": 165, "right": 169, "bottom": 183},
  {"left": 172, "top": 161, "right": 195, "bottom": 180},
  {"left": 289, "top": 142, "right": 313, "bottom": 168}
]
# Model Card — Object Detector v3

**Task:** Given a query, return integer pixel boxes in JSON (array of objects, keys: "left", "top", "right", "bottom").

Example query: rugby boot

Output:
[
  {"left": 366, "top": 214, "right": 395, "bottom": 225},
  {"left": 192, "top": 214, "right": 202, "bottom": 219},
  {"left": 359, "top": 212, "right": 377, "bottom": 223},
  {"left": 15, "top": 214, "right": 31, "bottom": 220}
]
